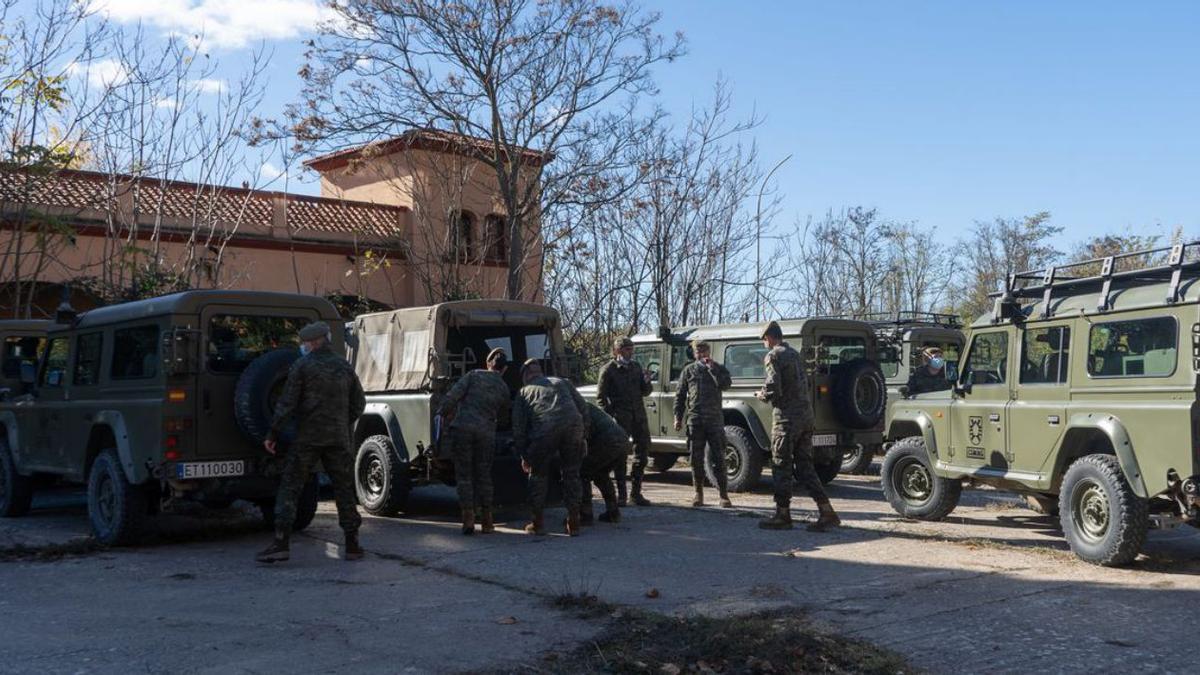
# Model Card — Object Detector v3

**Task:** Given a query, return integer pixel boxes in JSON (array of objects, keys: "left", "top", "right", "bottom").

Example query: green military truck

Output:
[
  {"left": 581, "top": 318, "right": 888, "bottom": 492},
  {"left": 838, "top": 313, "right": 965, "bottom": 474},
  {"left": 347, "top": 300, "right": 571, "bottom": 515},
  {"left": 0, "top": 291, "right": 344, "bottom": 544},
  {"left": 883, "top": 242, "right": 1200, "bottom": 565}
]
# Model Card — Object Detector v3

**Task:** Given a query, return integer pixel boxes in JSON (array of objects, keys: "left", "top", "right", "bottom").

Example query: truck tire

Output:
[
  {"left": 650, "top": 454, "right": 678, "bottom": 473},
  {"left": 840, "top": 443, "right": 877, "bottom": 475},
  {"left": 255, "top": 475, "right": 319, "bottom": 531},
  {"left": 831, "top": 358, "right": 887, "bottom": 429},
  {"left": 1059, "top": 454, "right": 1147, "bottom": 567},
  {"left": 881, "top": 437, "right": 961, "bottom": 520},
  {"left": 234, "top": 348, "right": 300, "bottom": 444},
  {"left": 355, "top": 435, "right": 410, "bottom": 516},
  {"left": 704, "top": 426, "right": 763, "bottom": 493},
  {"left": 87, "top": 450, "right": 147, "bottom": 546},
  {"left": 0, "top": 438, "right": 34, "bottom": 517}
]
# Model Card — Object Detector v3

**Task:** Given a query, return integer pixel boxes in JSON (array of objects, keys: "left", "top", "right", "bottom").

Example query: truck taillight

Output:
[{"left": 167, "top": 389, "right": 187, "bottom": 403}]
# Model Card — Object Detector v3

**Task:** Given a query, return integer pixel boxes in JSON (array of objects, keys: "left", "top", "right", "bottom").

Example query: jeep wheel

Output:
[
  {"left": 234, "top": 348, "right": 300, "bottom": 444},
  {"left": 255, "top": 475, "right": 319, "bottom": 531},
  {"left": 1059, "top": 455, "right": 1147, "bottom": 566},
  {"left": 881, "top": 437, "right": 961, "bottom": 520},
  {"left": 831, "top": 358, "right": 887, "bottom": 429},
  {"left": 840, "top": 443, "right": 878, "bottom": 475},
  {"left": 0, "top": 438, "right": 34, "bottom": 517},
  {"left": 650, "top": 454, "right": 678, "bottom": 473},
  {"left": 87, "top": 450, "right": 147, "bottom": 546},
  {"left": 355, "top": 435, "right": 410, "bottom": 516},
  {"left": 705, "top": 426, "right": 763, "bottom": 493}
]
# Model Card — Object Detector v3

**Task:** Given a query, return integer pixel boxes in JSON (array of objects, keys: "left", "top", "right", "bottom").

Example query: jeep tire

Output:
[
  {"left": 705, "top": 425, "right": 763, "bottom": 493},
  {"left": 881, "top": 437, "right": 961, "bottom": 520},
  {"left": 650, "top": 454, "right": 678, "bottom": 473},
  {"left": 1059, "top": 454, "right": 1148, "bottom": 567},
  {"left": 831, "top": 358, "right": 887, "bottom": 429},
  {"left": 355, "top": 435, "right": 410, "bottom": 516},
  {"left": 840, "top": 443, "right": 878, "bottom": 475},
  {"left": 0, "top": 438, "right": 34, "bottom": 517},
  {"left": 87, "top": 450, "right": 147, "bottom": 546},
  {"left": 234, "top": 348, "right": 300, "bottom": 444},
  {"left": 256, "top": 475, "right": 319, "bottom": 532}
]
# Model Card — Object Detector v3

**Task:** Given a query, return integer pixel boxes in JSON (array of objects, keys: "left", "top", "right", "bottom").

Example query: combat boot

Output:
[
  {"left": 344, "top": 531, "right": 364, "bottom": 561},
  {"left": 691, "top": 488, "right": 704, "bottom": 507},
  {"left": 524, "top": 511, "right": 547, "bottom": 536},
  {"left": 758, "top": 506, "right": 794, "bottom": 530},
  {"left": 480, "top": 509, "right": 495, "bottom": 534},
  {"left": 598, "top": 496, "right": 621, "bottom": 523},
  {"left": 461, "top": 507, "right": 476, "bottom": 536},
  {"left": 806, "top": 501, "right": 842, "bottom": 532},
  {"left": 579, "top": 502, "right": 595, "bottom": 526},
  {"left": 631, "top": 474, "right": 651, "bottom": 506},
  {"left": 255, "top": 536, "right": 290, "bottom": 563},
  {"left": 565, "top": 507, "right": 582, "bottom": 537},
  {"left": 718, "top": 491, "right": 733, "bottom": 509}
]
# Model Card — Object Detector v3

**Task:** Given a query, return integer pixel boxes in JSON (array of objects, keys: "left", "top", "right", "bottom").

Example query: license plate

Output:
[
  {"left": 812, "top": 434, "right": 838, "bottom": 447},
  {"left": 175, "top": 460, "right": 245, "bottom": 479}
]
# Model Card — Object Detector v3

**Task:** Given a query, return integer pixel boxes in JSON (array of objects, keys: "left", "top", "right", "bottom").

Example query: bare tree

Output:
[{"left": 954, "top": 212, "right": 1060, "bottom": 319}]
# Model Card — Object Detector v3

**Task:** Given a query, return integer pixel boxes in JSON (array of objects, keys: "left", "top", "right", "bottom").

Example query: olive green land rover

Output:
[
  {"left": 883, "top": 242, "right": 1200, "bottom": 565},
  {"left": 0, "top": 291, "right": 344, "bottom": 544},
  {"left": 581, "top": 318, "right": 888, "bottom": 492}
]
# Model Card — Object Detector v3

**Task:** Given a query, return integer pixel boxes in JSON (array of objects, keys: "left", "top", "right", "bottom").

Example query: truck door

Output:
[
  {"left": 1008, "top": 324, "right": 1071, "bottom": 478},
  {"left": 662, "top": 342, "right": 695, "bottom": 442},
  {"left": 950, "top": 329, "right": 1013, "bottom": 472},
  {"left": 632, "top": 343, "right": 668, "bottom": 436},
  {"left": 63, "top": 330, "right": 106, "bottom": 478},
  {"left": 27, "top": 336, "right": 71, "bottom": 472}
]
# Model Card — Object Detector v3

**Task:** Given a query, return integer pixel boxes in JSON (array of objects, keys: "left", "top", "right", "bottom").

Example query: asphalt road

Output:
[{"left": 2, "top": 462, "right": 1199, "bottom": 674}]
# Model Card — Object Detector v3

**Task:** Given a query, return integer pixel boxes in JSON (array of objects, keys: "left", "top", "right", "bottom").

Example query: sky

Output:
[{"left": 77, "top": 0, "right": 1200, "bottom": 250}]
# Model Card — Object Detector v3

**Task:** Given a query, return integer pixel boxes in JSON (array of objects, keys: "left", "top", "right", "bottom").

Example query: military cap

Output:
[
  {"left": 613, "top": 336, "right": 634, "bottom": 350},
  {"left": 486, "top": 347, "right": 508, "bottom": 365},
  {"left": 760, "top": 321, "right": 783, "bottom": 340},
  {"left": 298, "top": 321, "right": 331, "bottom": 341}
]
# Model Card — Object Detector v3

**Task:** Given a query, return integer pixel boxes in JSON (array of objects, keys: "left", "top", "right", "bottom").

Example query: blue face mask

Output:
[
  {"left": 300, "top": 343, "right": 311, "bottom": 357},
  {"left": 929, "top": 356, "right": 945, "bottom": 371}
]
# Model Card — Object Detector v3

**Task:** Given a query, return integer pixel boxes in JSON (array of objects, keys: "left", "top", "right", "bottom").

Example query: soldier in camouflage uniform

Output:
[
  {"left": 256, "top": 321, "right": 367, "bottom": 563},
  {"left": 596, "top": 337, "right": 653, "bottom": 506},
  {"left": 905, "top": 346, "right": 951, "bottom": 396},
  {"left": 673, "top": 340, "right": 733, "bottom": 508},
  {"left": 512, "top": 359, "right": 589, "bottom": 536},
  {"left": 580, "top": 403, "right": 629, "bottom": 525},
  {"left": 438, "top": 348, "right": 512, "bottom": 535},
  {"left": 755, "top": 321, "right": 841, "bottom": 532}
]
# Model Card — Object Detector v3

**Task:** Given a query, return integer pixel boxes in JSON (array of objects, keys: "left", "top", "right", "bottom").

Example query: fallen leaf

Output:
[
  {"left": 497, "top": 616, "right": 519, "bottom": 625},
  {"left": 645, "top": 588, "right": 660, "bottom": 599}
]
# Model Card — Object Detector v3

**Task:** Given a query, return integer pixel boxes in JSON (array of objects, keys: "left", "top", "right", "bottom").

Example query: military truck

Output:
[
  {"left": 882, "top": 242, "right": 1200, "bottom": 565},
  {"left": 347, "top": 300, "right": 571, "bottom": 515},
  {"left": 0, "top": 291, "right": 344, "bottom": 544},
  {"left": 838, "top": 313, "right": 965, "bottom": 474},
  {"left": 581, "top": 318, "right": 888, "bottom": 492}
]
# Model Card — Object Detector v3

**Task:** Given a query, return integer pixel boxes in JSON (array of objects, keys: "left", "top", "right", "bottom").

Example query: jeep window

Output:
[
  {"left": 1020, "top": 326, "right": 1070, "bottom": 384},
  {"left": 633, "top": 345, "right": 661, "bottom": 382},
  {"left": 111, "top": 326, "right": 159, "bottom": 380},
  {"left": 524, "top": 334, "right": 549, "bottom": 360},
  {"left": 931, "top": 343, "right": 962, "bottom": 382},
  {"left": 725, "top": 343, "right": 768, "bottom": 379},
  {"left": 669, "top": 344, "right": 693, "bottom": 381},
  {"left": 961, "top": 331, "right": 1008, "bottom": 385},
  {"left": 1087, "top": 317, "right": 1176, "bottom": 378},
  {"left": 73, "top": 332, "right": 103, "bottom": 386},
  {"left": 3, "top": 336, "right": 44, "bottom": 379},
  {"left": 818, "top": 335, "right": 867, "bottom": 365},
  {"left": 880, "top": 350, "right": 900, "bottom": 379},
  {"left": 41, "top": 337, "right": 69, "bottom": 387},
  {"left": 208, "top": 315, "right": 305, "bottom": 373}
]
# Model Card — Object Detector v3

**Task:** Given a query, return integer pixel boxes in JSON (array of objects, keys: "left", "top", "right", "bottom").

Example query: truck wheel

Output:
[
  {"left": 705, "top": 426, "right": 763, "bottom": 493},
  {"left": 355, "top": 435, "right": 410, "bottom": 516},
  {"left": 0, "top": 438, "right": 34, "bottom": 517},
  {"left": 840, "top": 443, "right": 877, "bottom": 475},
  {"left": 831, "top": 358, "right": 887, "bottom": 429},
  {"left": 1059, "top": 454, "right": 1147, "bottom": 566},
  {"left": 87, "top": 450, "right": 147, "bottom": 546},
  {"left": 255, "top": 476, "right": 320, "bottom": 531},
  {"left": 881, "top": 437, "right": 961, "bottom": 520},
  {"left": 234, "top": 348, "right": 300, "bottom": 444},
  {"left": 650, "top": 455, "right": 677, "bottom": 473}
]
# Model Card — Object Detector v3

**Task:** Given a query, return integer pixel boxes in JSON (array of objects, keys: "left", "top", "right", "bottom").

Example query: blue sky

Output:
[{"left": 87, "top": 1, "right": 1200, "bottom": 249}]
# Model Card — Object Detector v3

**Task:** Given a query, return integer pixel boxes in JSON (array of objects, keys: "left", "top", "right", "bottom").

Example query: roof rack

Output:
[
  {"left": 812, "top": 311, "right": 962, "bottom": 329},
  {"left": 990, "top": 240, "right": 1200, "bottom": 321}
]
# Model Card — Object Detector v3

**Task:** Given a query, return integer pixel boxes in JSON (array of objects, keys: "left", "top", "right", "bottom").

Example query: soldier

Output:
[
  {"left": 596, "top": 337, "right": 653, "bottom": 506},
  {"left": 755, "top": 321, "right": 841, "bottom": 532},
  {"left": 256, "top": 322, "right": 367, "bottom": 563},
  {"left": 512, "top": 359, "right": 590, "bottom": 536},
  {"left": 580, "top": 402, "right": 629, "bottom": 525},
  {"left": 905, "top": 346, "right": 951, "bottom": 396},
  {"left": 437, "top": 348, "right": 512, "bottom": 535},
  {"left": 673, "top": 340, "right": 733, "bottom": 508}
]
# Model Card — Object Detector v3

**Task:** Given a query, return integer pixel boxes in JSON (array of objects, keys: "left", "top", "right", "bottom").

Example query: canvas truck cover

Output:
[{"left": 352, "top": 300, "right": 564, "bottom": 392}]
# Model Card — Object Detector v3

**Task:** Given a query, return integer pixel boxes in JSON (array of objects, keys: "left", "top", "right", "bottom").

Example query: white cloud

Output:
[
  {"left": 95, "top": 0, "right": 333, "bottom": 50},
  {"left": 153, "top": 97, "right": 179, "bottom": 109},
  {"left": 259, "top": 162, "right": 286, "bottom": 182},
  {"left": 191, "top": 78, "right": 227, "bottom": 95},
  {"left": 66, "top": 58, "right": 129, "bottom": 90}
]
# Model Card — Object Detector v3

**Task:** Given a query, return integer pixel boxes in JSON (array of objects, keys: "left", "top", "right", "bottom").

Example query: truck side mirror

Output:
[{"left": 898, "top": 385, "right": 910, "bottom": 399}]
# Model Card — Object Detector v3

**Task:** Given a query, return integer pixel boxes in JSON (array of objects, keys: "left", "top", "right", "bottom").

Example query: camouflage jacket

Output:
[
  {"left": 586, "top": 402, "right": 630, "bottom": 465},
  {"left": 269, "top": 345, "right": 366, "bottom": 447},
  {"left": 758, "top": 342, "right": 813, "bottom": 426},
  {"left": 512, "top": 376, "right": 590, "bottom": 454},
  {"left": 673, "top": 360, "right": 732, "bottom": 423},
  {"left": 596, "top": 359, "right": 652, "bottom": 418},
  {"left": 906, "top": 366, "right": 951, "bottom": 396},
  {"left": 438, "top": 369, "right": 511, "bottom": 432}
]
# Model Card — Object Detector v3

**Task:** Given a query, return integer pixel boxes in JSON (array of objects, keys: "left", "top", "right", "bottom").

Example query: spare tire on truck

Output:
[
  {"left": 234, "top": 348, "right": 300, "bottom": 444},
  {"left": 831, "top": 358, "right": 886, "bottom": 429}
]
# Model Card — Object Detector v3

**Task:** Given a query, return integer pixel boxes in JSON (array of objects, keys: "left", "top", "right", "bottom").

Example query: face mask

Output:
[
  {"left": 300, "top": 343, "right": 311, "bottom": 357},
  {"left": 616, "top": 355, "right": 631, "bottom": 365},
  {"left": 929, "top": 356, "right": 945, "bottom": 370}
]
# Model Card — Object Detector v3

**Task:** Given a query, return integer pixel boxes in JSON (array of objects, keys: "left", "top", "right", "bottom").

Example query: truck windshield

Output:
[{"left": 208, "top": 315, "right": 306, "bottom": 373}]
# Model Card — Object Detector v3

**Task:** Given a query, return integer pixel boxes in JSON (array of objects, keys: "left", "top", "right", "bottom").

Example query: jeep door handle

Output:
[{"left": 989, "top": 414, "right": 1001, "bottom": 422}]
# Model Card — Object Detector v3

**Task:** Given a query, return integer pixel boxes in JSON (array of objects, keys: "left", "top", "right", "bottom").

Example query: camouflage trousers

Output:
[
  {"left": 527, "top": 424, "right": 584, "bottom": 512},
  {"left": 610, "top": 409, "right": 651, "bottom": 481},
  {"left": 580, "top": 441, "right": 628, "bottom": 516},
  {"left": 687, "top": 419, "right": 728, "bottom": 493},
  {"left": 275, "top": 444, "right": 361, "bottom": 538},
  {"left": 770, "top": 425, "right": 828, "bottom": 509},
  {"left": 447, "top": 425, "right": 495, "bottom": 509}
]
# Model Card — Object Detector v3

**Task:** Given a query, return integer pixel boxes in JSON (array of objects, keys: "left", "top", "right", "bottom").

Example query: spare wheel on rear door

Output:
[
  {"left": 830, "top": 358, "right": 887, "bottom": 429},
  {"left": 235, "top": 348, "right": 300, "bottom": 443}
]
